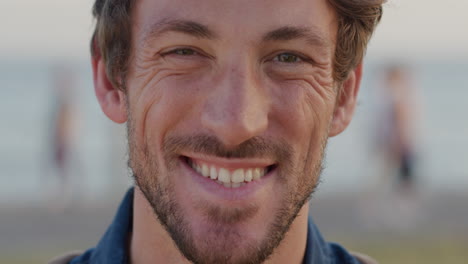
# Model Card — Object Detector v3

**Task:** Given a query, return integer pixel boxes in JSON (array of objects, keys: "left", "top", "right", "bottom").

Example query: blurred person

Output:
[
  {"left": 360, "top": 64, "right": 423, "bottom": 231},
  {"left": 50, "top": 0, "right": 384, "bottom": 263},
  {"left": 45, "top": 67, "right": 81, "bottom": 208},
  {"left": 375, "top": 64, "right": 420, "bottom": 196}
]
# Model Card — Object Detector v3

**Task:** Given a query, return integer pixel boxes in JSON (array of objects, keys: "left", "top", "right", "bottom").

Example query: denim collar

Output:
[{"left": 71, "top": 187, "right": 361, "bottom": 264}]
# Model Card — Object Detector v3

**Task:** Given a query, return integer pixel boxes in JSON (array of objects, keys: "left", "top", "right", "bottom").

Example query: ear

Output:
[
  {"left": 92, "top": 54, "right": 127, "bottom": 124},
  {"left": 328, "top": 63, "right": 363, "bottom": 137}
]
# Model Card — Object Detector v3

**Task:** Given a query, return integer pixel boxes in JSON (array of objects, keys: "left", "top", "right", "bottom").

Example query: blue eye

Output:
[{"left": 274, "top": 53, "right": 301, "bottom": 63}]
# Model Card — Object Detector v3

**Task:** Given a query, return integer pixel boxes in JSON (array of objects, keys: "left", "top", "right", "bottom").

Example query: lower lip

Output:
[{"left": 179, "top": 158, "right": 274, "bottom": 201}]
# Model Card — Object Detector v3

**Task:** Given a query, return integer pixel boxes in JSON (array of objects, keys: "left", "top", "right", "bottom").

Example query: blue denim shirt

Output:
[{"left": 70, "top": 188, "right": 362, "bottom": 264}]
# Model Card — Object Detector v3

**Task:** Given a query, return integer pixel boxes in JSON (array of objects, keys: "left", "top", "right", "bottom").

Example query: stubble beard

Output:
[{"left": 127, "top": 121, "right": 326, "bottom": 264}]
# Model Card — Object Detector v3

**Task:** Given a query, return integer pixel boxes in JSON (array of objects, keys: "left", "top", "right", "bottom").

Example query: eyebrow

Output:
[
  {"left": 143, "top": 19, "right": 217, "bottom": 44},
  {"left": 262, "top": 26, "right": 329, "bottom": 48},
  {"left": 143, "top": 19, "right": 328, "bottom": 48}
]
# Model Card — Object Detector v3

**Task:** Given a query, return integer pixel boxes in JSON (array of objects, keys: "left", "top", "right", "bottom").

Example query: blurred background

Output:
[{"left": 1, "top": 0, "right": 467, "bottom": 263}]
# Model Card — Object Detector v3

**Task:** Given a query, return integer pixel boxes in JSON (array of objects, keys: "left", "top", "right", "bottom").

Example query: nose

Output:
[{"left": 201, "top": 64, "right": 269, "bottom": 148}]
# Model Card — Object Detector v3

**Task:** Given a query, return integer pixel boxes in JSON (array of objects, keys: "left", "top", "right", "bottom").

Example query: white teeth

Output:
[
  {"left": 218, "top": 168, "right": 230, "bottom": 183},
  {"left": 231, "top": 169, "right": 245, "bottom": 183},
  {"left": 253, "top": 168, "right": 262, "bottom": 180},
  {"left": 196, "top": 163, "right": 202, "bottom": 174},
  {"left": 201, "top": 164, "right": 209, "bottom": 177},
  {"left": 210, "top": 166, "right": 218, "bottom": 180},
  {"left": 245, "top": 169, "right": 253, "bottom": 182},
  {"left": 190, "top": 159, "right": 269, "bottom": 185}
]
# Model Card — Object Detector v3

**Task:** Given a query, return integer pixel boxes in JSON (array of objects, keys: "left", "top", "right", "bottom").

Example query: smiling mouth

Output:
[{"left": 182, "top": 156, "right": 276, "bottom": 188}]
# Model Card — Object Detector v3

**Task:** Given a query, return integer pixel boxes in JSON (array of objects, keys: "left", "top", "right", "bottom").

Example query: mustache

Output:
[{"left": 163, "top": 134, "right": 293, "bottom": 162}]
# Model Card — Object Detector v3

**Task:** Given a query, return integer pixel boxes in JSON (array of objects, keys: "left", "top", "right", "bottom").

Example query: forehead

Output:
[{"left": 132, "top": 0, "right": 337, "bottom": 44}]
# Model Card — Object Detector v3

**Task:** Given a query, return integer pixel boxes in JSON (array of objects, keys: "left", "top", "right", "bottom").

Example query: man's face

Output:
[{"left": 125, "top": 0, "right": 338, "bottom": 263}]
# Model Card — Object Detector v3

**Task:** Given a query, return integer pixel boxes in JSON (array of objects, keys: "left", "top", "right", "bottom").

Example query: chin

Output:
[
  {"left": 184, "top": 223, "right": 269, "bottom": 264},
  {"left": 168, "top": 192, "right": 288, "bottom": 264}
]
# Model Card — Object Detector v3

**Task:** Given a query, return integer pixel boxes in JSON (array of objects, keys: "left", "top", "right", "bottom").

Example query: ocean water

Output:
[{"left": 1, "top": 59, "right": 467, "bottom": 204}]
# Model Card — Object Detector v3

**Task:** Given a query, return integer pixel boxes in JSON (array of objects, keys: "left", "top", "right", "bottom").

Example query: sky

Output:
[{"left": 0, "top": 0, "right": 467, "bottom": 61}]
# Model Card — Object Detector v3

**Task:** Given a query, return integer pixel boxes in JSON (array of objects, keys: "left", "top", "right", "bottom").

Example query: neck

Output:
[{"left": 130, "top": 187, "right": 309, "bottom": 264}]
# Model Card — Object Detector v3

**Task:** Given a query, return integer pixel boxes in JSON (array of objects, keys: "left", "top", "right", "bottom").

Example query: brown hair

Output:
[
  {"left": 91, "top": 0, "right": 133, "bottom": 89},
  {"left": 91, "top": 0, "right": 384, "bottom": 89},
  {"left": 328, "top": 0, "right": 384, "bottom": 83}
]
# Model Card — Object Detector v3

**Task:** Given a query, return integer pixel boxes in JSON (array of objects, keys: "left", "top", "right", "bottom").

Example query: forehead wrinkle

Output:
[
  {"left": 262, "top": 26, "right": 330, "bottom": 48},
  {"left": 142, "top": 18, "right": 218, "bottom": 45}
]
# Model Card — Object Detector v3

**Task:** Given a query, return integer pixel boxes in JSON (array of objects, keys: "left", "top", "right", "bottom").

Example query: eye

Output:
[
  {"left": 274, "top": 53, "right": 302, "bottom": 63},
  {"left": 174, "top": 48, "right": 196, "bottom": 55},
  {"left": 162, "top": 48, "right": 198, "bottom": 57}
]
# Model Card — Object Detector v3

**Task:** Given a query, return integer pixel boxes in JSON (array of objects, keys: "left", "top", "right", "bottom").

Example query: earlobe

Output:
[
  {"left": 328, "top": 63, "right": 363, "bottom": 137},
  {"left": 92, "top": 56, "right": 128, "bottom": 124}
]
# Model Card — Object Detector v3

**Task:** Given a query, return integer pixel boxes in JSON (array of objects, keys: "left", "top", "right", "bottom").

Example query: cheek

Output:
[
  {"left": 268, "top": 80, "right": 334, "bottom": 182},
  {"left": 126, "top": 54, "right": 211, "bottom": 131},
  {"left": 128, "top": 72, "right": 210, "bottom": 152},
  {"left": 270, "top": 79, "right": 335, "bottom": 142}
]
